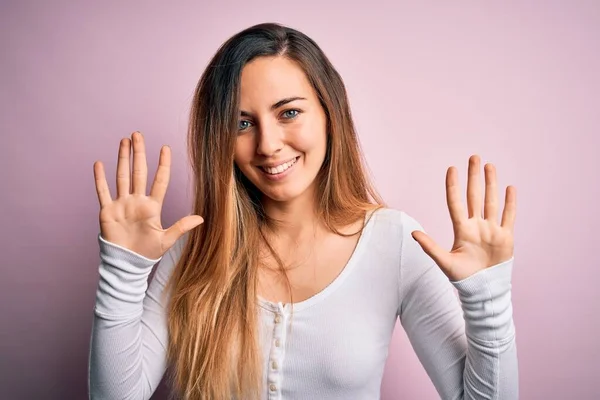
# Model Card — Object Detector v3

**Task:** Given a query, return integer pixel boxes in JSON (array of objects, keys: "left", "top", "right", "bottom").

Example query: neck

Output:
[{"left": 261, "top": 187, "right": 323, "bottom": 243}]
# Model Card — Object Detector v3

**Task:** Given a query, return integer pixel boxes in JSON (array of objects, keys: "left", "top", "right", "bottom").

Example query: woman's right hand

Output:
[{"left": 93, "top": 131, "right": 204, "bottom": 260}]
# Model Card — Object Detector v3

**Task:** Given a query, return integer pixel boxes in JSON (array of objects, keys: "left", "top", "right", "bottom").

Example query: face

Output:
[{"left": 234, "top": 56, "right": 327, "bottom": 203}]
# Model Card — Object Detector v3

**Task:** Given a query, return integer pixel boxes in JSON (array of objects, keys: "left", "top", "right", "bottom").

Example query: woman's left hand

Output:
[{"left": 411, "top": 155, "right": 517, "bottom": 282}]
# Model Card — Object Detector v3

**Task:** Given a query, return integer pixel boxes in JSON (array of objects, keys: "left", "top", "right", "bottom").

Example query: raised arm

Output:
[
  {"left": 398, "top": 211, "right": 518, "bottom": 399},
  {"left": 88, "top": 131, "right": 203, "bottom": 399},
  {"left": 399, "top": 155, "right": 519, "bottom": 399}
]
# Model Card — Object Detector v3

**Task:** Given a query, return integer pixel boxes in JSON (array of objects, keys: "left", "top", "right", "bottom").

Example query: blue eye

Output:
[
  {"left": 283, "top": 109, "right": 300, "bottom": 119},
  {"left": 238, "top": 120, "right": 252, "bottom": 131}
]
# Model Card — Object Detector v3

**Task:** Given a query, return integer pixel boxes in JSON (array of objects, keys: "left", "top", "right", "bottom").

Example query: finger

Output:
[
  {"left": 163, "top": 215, "right": 204, "bottom": 249},
  {"left": 149, "top": 145, "right": 171, "bottom": 203},
  {"left": 446, "top": 166, "right": 466, "bottom": 226},
  {"left": 131, "top": 131, "right": 148, "bottom": 195},
  {"left": 483, "top": 163, "right": 499, "bottom": 224},
  {"left": 411, "top": 230, "right": 452, "bottom": 273},
  {"left": 467, "top": 155, "right": 482, "bottom": 219},
  {"left": 116, "top": 138, "right": 131, "bottom": 198},
  {"left": 93, "top": 161, "right": 113, "bottom": 207},
  {"left": 501, "top": 185, "right": 517, "bottom": 232}
]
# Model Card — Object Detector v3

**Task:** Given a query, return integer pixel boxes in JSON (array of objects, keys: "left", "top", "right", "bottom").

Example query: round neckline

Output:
[{"left": 257, "top": 209, "right": 379, "bottom": 314}]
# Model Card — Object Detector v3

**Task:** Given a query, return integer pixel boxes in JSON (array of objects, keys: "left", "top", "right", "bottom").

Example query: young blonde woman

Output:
[{"left": 89, "top": 23, "right": 518, "bottom": 400}]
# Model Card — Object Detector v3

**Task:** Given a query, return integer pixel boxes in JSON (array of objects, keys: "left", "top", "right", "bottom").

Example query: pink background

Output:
[{"left": 2, "top": 1, "right": 599, "bottom": 398}]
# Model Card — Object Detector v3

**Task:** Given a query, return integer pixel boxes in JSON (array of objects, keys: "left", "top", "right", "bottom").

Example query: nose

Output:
[{"left": 256, "top": 122, "right": 284, "bottom": 156}]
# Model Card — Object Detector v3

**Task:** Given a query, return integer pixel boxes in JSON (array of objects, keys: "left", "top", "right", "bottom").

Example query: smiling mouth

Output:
[{"left": 260, "top": 156, "right": 300, "bottom": 175}]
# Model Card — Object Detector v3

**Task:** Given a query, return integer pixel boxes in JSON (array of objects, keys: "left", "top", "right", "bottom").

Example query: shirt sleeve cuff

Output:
[
  {"left": 450, "top": 257, "right": 515, "bottom": 342},
  {"left": 94, "top": 234, "right": 163, "bottom": 318},
  {"left": 98, "top": 234, "right": 163, "bottom": 266}
]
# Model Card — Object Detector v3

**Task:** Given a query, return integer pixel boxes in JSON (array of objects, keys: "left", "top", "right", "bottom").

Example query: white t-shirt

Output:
[{"left": 89, "top": 208, "right": 518, "bottom": 399}]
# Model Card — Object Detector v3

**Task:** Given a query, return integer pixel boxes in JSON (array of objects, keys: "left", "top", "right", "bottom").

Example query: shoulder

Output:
[
  {"left": 359, "top": 207, "right": 434, "bottom": 282},
  {"left": 364, "top": 207, "right": 429, "bottom": 259},
  {"left": 367, "top": 207, "right": 425, "bottom": 236}
]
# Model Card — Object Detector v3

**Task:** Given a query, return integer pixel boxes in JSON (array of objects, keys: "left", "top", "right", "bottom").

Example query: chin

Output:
[{"left": 259, "top": 184, "right": 308, "bottom": 203}]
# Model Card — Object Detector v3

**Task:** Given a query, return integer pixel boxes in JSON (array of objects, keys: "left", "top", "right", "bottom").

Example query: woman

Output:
[{"left": 89, "top": 23, "right": 518, "bottom": 399}]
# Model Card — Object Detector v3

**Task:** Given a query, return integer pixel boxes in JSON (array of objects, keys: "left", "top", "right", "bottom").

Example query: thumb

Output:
[
  {"left": 164, "top": 215, "right": 204, "bottom": 248},
  {"left": 411, "top": 230, "right": 451, "bottom": 272}
]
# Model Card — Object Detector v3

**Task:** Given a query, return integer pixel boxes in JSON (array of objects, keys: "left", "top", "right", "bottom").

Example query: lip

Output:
[
  {"left": 257, "top": 156, "right": 300, "bottom": 182},
  {"left": 258, "top": 156, "right": 300, "bottom": 168}
]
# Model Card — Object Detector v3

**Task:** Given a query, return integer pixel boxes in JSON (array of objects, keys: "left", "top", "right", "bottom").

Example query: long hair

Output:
[{"left": 165, "top": 22, "right": 384, "bottom": 399}]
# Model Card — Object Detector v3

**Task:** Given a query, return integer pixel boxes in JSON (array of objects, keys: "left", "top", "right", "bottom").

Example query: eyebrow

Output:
[{"left": 240, "top": 96, "right": 307, "bottom": 117}]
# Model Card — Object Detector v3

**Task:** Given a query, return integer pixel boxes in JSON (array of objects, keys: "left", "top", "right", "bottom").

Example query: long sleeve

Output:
[
  {"left": 397, "top": 212, "right": 518, "bottom": 400},
  {"left": 88, "top": 234, "right": 184, "bottom": 400}
]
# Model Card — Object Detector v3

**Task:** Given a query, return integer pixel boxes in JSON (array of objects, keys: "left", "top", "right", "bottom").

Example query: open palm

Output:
[
  {"left": 93, "top": 132, "right": 204, "bottom": 260},
  {"left": 412, "top": 155, "right": 517, "bottom": 281}
]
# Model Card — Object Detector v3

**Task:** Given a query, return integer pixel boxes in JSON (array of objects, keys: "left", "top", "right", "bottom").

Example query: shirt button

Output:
[
  {"left": 269, "top": 383, "right": 277, "bottom": 391},
  {"left": 275, "top": 339, "right": 281, "bottom": 347},
  {"left": 274, "top": 315, "right": 281, "bottom": 323},
  {"left": 272, "top": 361, "right": 278, "bottom": 370}
]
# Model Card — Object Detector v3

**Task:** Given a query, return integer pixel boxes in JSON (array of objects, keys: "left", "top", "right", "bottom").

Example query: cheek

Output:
[
  {"left": 234, "top": 136, "right": 255, "bottom": 166},
  {"left": 290, "top": 118, "right": 327, "bottom": 154}
]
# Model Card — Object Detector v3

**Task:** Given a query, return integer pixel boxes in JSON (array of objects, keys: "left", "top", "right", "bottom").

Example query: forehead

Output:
[{"left": 239, "top": 56, "right": 315, "bottom": 105}]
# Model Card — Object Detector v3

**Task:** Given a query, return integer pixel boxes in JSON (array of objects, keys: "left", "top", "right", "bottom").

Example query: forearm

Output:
[
  {"left": 89, "top": 235, "right": 168, "bottom": 400},
  {"left": 453, "top": 257, "right": 518, "bottom": 399}
]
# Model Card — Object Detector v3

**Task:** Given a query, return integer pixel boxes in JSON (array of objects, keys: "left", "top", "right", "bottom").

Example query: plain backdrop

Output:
[{"left": 1, "top": 1, "right": 599, "bottom": 399}]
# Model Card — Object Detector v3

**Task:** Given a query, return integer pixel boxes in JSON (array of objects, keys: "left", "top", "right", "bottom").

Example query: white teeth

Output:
[{"left": 262, "top": 158, "right": 297, "bottom": 175}]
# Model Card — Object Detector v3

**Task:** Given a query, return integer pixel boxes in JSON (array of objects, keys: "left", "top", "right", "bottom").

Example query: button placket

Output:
[{"left": 267, "top": 302, "right": 288, "bottom": 400}]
